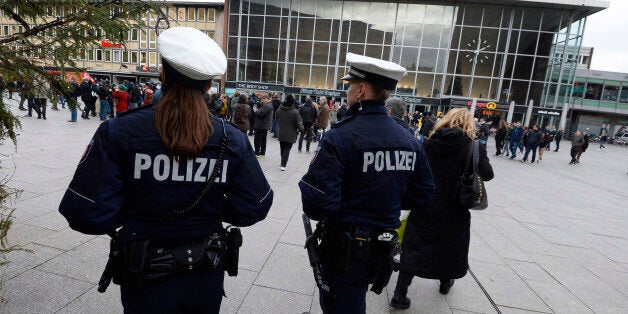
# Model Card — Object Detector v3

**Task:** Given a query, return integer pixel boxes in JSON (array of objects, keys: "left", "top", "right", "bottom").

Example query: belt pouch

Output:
[
  {"left": 352, "top": 228, "right": 371, "bottom": 261},
  {"left": 329, "top": 230, "right": 352, "bottom": 271},
  {"left": 125, "top": 239, "right": 149, "bottom": 287},
  {"left": 172, "top": 243, "right": 207, "bottom": 271}
]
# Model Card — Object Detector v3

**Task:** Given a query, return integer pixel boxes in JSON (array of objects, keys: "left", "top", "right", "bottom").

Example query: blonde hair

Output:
[{"left": 430, "top": 108, "right": 476, "bottom": 140}]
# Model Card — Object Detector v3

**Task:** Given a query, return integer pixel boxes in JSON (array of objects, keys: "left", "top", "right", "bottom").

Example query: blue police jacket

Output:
[
  {"left": 59, "top": 105, "right": 273, "bottom": 245},
  {"left": 299, "top": 99, "right": 435, "bottom": 230}
]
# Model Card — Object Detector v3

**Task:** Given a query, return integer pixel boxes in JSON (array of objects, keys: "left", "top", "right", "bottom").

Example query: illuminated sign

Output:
[{"left": 486, "top": 102, "right": 497, "bottom": 109}]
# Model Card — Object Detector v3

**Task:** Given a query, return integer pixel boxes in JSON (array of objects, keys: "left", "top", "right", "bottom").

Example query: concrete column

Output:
[
  {"left": 524, "top": 99, "right": 534, "bottom": 126},
  {"left": 507, "top": 101, "right": 515, "bottom": 123},
  {"left": 470, "top": 98, "right": 478, "bottom": 116},
  {"left": 559, "top": 102, "right": 569, "bottom": 131}
]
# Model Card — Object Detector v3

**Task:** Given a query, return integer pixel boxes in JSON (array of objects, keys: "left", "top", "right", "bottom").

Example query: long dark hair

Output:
[{"left": 154, "top": 82, "right": 213, "bottom": 159}]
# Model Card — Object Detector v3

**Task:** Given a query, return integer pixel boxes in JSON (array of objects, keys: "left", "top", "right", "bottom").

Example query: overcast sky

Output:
[{"left": 581, "top": 0, "right": 628, "bottom": 73}]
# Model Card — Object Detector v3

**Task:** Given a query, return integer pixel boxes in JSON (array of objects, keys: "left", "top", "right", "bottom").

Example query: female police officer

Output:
[
  {"left": 59, "top": 27, "right": 273, "bottom": 313},
  {"left": 299, "top": 53, "right": 435, "bottom": 313}
]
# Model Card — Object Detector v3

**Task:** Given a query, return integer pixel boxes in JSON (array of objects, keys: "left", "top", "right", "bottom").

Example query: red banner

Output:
[{"left": 101, "top": 40, "right": 122, "bottom": 48}]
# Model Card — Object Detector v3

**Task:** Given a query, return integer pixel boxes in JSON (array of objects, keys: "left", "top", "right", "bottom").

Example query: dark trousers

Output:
[
  {"left": 279, "top": 141, "right": 293, "bottom": 167},
  {"left": 121, "top": 269, "right": 224, "bottom": 313},
  {"left": 82, "top": 97, "right": 93, "bottom": 118},
  {"left": 319, "top": 264, "right": 369, "bottom": 314},
  {"left": 393, "top": 271, "right": 414, "bottom": 297},
  {"left": 509, "top": 141, "right": 518, "bottom": 158},
  {"left": 523, "top": 145, "right": 538, "bottom": 162},
  {"left": 254, "top": 128, "right": 268, "bottom": 155},
  {"left": 248, "top": 117, "right": 255, "bottom": 135},
  {"left": 19, "top": 95, "right": 27, "bottom": 109},
  {"left": 496, "top": 139, "right": 504, "bottom": 155},
  {"left": 298, "top": 123, "right": 313, "bottom": 152},
  {"left": 555, "top": 139, "right": 561, "bottom": 151},
  {"left": 570, "top": 146, "right": 580, "bottom": 162},
  {"left": 27, "top": 98, "right": 42, "bottom": 117}
]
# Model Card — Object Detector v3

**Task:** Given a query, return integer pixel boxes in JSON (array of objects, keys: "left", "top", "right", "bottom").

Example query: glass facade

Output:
[{"left": 227, "top": 0, "right": 588, "bottom": 107}]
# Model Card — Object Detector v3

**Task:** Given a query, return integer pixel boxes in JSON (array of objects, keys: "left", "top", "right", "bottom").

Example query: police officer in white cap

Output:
[
  {"left": 299, "top": 53, "right": 435, "bottom": 313},
  {"left": 59, "top": 27, "right": 273, "bottom": 312}
]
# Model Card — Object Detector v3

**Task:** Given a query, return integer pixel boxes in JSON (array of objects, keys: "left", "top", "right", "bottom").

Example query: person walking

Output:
[
  {"left": 504, "top": 123, "right": 512, "bottom": 157},
  {"left": 537, "top": 129, "right": 547, "bottom": 162},
  {"left": 299, "top": 53, "right": 435, "bottom": 313},
  {"left": 68, "top": 77, "right": 81, "bottom": 122},
  {"left": 494, "top": 120, "right": 507, "bottom": 156},
  {"left": 390, "top": 108, "right": 494, "bottom": 309},
  {"left": 298, "top": 97, "right": 318, "bottom": 153},
  {"left": 315, "top": 96, "right": 330, "bottom": 141},
  {"left": 521, "top": 125, "right": 542, "bottom": 163},
  {"left": 232, "top": 94, "right": 251, "bottom": 134},
  {"left": 80, "top": 78, "right": 94, "bottom": 119},
  {"left": 275, "top": 94, "right": 304, "bottom": 171},
  {"left": 599, "top": 130, "right": 608, "bottom": 149},
  {"left": 58, "top": 27, "right": 273, "bottom": 313},
  {"left": 509, "top": 121, "right": 523, "bottom": 159},
  {"left": 554, "top": 128, "right": 564, "bottom": 152},
  {"left": 570, "top": 130, "right": 584, "bottom": 164},
  {"left": 112, "top": 84, "right": 129, "bottom": 116},
  {"left": 253, "top": 94, "right": 273, "bottom": 157}
]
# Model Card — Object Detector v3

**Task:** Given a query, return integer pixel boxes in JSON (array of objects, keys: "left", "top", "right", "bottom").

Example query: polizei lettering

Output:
[
  {"left": 134, "top": 153, "right": 228, "bottom": 182},
  {"left": 362, "top": 150, "right": 416, "bottom": 173}
]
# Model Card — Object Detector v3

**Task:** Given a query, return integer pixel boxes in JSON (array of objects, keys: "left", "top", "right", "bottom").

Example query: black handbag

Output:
[{"left": 455, "top": 140, "right": 488, "bottom": 210}]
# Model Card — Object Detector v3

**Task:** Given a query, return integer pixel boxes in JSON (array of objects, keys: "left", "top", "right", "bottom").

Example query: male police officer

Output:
[{"left": 299, "top": 53, "right": 435, "bottom": 313}]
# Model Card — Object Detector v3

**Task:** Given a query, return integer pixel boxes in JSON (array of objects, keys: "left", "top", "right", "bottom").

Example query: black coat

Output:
[
  {"left": 400, "top": 128, "right": 494, "bottom": 280},
  {"left": 495, "top": 126, "right": 507, "bottom": 142}
]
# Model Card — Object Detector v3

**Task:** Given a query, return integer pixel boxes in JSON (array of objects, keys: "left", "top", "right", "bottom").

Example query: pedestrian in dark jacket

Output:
[
  {"left": 248, "top": 93, "right": 259, "bottom": 136},
  {"left": 336, "top": 101, "right": 348, "bottom": 121},
  {"left": 275, "top": 97, "right": 304, "bottom": 170},
  {"left": 253, "top": 94, "right": 274, "bottom": 156},
  {"left": 521, "top": 125, "right": 542, "bottom": 163},
  {"left": 271, "top": 94, "right": 282, "bottom": 138},
  {"left": 576, "top": 132, "right": 589, "bottom": 163},
  {"left": 298, "top": 98, "right": 318, "bottom": 152},
  {"left": 385, "top": 98, "right": 413, "bottom": 134},
  {"left": 504, "top": 123, "right": 512, "bottom": 156},
  {"left": 419, "top": 112, "right": 436, "bottom": 142},
  {"left": 80, "top": 79, "right": 94, "bottom": 119},
  {"left": 554, "top": 128, "right": 564, "bottom": 152},
  {"left": 508, "top": 121, "right": 523, "bottom": 159},
  {"left": 570, "top": 130, "right": 584, "bottom": 164},
  {"left": 494, "top": 120, "right": 507, "bottom": 156},
  {"left": 390, "top": 108, "right": 494, "bottom": 309},
  {"left": 232, "top": 94, "right": 251, "bottom": 133}
]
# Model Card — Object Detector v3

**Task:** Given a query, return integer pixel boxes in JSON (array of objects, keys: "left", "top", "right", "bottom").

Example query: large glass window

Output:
[
  {"left": 620, "top": 86, "right": 628, "bottom": 103},
  {"left": 602, "top": 85, "right": 619, "bottom": 102},
  {"left": 585, "top": 83, "right": 602, "bottom": 100}
]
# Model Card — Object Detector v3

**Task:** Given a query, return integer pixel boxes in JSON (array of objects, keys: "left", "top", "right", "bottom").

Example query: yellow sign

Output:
[{"left": 486, "top": 102, "right": 497, "bottom": 110}]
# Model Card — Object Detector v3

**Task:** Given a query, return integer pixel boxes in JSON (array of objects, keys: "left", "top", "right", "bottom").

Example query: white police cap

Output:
[
  {"left": 158, "top": 27, "right": 227, "bottom": 88},
  {"left": 341, "top": 53, "right": 406, "bottom": 90}
]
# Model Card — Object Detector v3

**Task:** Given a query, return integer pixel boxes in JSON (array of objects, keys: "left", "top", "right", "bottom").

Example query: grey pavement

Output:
[{"left": 0, "top": 96, "right": 627, "bottom": 313}]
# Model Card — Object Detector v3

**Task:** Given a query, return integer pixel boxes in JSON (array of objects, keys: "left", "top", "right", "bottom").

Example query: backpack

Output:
[
  {"left": 234, "top": 105, "right": 245, "bottom": 124},
  {"left": 300, "top": 105, "right": 315, "bottom": 124}
]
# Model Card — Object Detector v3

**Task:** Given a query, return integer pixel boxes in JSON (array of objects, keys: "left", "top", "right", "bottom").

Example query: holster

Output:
[{"left": 320, "top": 224, "right": 399, "bottom": 293}]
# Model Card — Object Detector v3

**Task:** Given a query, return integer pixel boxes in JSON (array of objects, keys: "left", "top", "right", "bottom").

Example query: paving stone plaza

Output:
[{"left": 0, "top": 97, "right": 627, "bottom": 313}]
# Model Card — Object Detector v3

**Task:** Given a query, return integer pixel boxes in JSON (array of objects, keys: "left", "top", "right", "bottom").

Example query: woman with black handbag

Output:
[{"left": 390, "top": 108, "right": 494, "bottom": 310}]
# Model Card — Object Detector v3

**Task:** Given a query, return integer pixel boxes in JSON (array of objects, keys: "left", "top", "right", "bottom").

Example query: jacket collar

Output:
[{"left": 346, "top": 99, "right": 386, "bottom": 118}]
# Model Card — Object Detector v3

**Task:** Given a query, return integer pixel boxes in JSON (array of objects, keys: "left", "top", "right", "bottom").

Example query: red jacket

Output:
[{"left": 113, "top": 90, "right": 129, "bottom": 113}]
